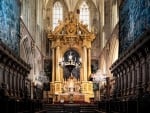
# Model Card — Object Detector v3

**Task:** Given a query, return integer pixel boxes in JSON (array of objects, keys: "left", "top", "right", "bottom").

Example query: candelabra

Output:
[{"left": 59, "top": 51, "right": 81, "bottom": 73}]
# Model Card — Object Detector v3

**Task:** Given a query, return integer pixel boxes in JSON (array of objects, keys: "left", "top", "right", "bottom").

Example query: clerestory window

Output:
[
  {"left": 79, "top": 1, "right": 90, "bottom": 29},
  {"left": 53, "top": 1, "right": 63, "bottom": 30}
]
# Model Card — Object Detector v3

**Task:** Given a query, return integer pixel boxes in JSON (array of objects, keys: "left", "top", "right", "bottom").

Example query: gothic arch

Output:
[
  {"left": 20, "top": 35, "right": 34, "bottom": 66},
  {"left": 75, "top": 0, "right": 97, "bottom": 28},
  {"left": 75, "top": 0, "right": 96, "bottom": 10},
  {"left": 109, "top": 35, "right": 119, "bottom": 67},
  {"left": 100, "top": 54, "right": 107, "bottom": 74},
  {"left": 105, "top": 35, "right": 119, "bottom": 76},
  {"left": 98, "top": 33, "right": 119, "bottom": 77},
  {"left": 45, "top": 0, "right": 68, "bottom": 27},
  {"left": 20, "top": 36, "right": 28, "bottom": 62}
]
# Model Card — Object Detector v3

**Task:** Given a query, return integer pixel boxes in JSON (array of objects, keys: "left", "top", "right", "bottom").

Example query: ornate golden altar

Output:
[{"left": 47, "top": 12, "right": 95, "bottom": 102}]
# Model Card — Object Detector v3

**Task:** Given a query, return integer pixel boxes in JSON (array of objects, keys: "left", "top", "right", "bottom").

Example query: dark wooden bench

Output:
[
  {"left": 35, "top": 110, "right": 47, "bottom": 113},
  {"left": 95, "top": 109, "right": 102, "bottom": 113}
]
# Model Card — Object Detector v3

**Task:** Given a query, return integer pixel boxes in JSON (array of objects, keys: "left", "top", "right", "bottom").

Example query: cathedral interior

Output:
[{"left": 0, "top": 0, "right": 150, "bottom": 113}]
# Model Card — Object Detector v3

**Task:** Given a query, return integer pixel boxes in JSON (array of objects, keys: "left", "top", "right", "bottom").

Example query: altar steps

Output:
[
  {"left": 44, "top": 103, "right": 98, "bottom": 113},
  {"left": 44, "top": 104, "right": 64, "bottom": 113},
  {"left": 80, "top": 104, "right": 98, "bottom": 113}
]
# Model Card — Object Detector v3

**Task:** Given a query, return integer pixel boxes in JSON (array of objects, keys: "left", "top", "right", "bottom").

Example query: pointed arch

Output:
[
  {"left": 53, "top": 1, "right": 63, "bottom": 29},
  {"left": 79, "top": 1, "right": 89, "bottom": 27},
  {"left": 75, "top": 0, "right": 97, "bottom": 31}
]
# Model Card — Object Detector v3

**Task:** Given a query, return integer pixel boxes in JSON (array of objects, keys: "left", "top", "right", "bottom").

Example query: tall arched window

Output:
[
  {"left": 53, "top": 2, "right": 63, "bottom": 29},
  {"left": 79, "top": 1, "right": 89, "bottom": 29}
]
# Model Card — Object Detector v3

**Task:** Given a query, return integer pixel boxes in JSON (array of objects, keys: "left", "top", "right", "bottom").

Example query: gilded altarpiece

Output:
[{"left": 47, "top": 12, "right": 95, "bottom": 102}]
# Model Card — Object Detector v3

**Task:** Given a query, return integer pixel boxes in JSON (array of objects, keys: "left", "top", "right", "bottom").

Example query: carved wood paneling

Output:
[
  {"left": 110, "top": 32, "right": 150, "bottom": 100},
  {"left": 0, "top": 40, "right": 31, "bottom": 99}
]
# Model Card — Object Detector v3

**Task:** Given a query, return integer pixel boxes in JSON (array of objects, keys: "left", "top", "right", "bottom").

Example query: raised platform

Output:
[
  {"left": 59, "top": 93, "right": 84, "bottom": 103},
  {"left": 44, "top": 103, "right": 98, "bottom": 113}
]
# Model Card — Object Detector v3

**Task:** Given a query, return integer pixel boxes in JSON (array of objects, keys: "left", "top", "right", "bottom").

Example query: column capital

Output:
[{"left": 82, "top": 39, "right": 91, "bottom": 48}]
